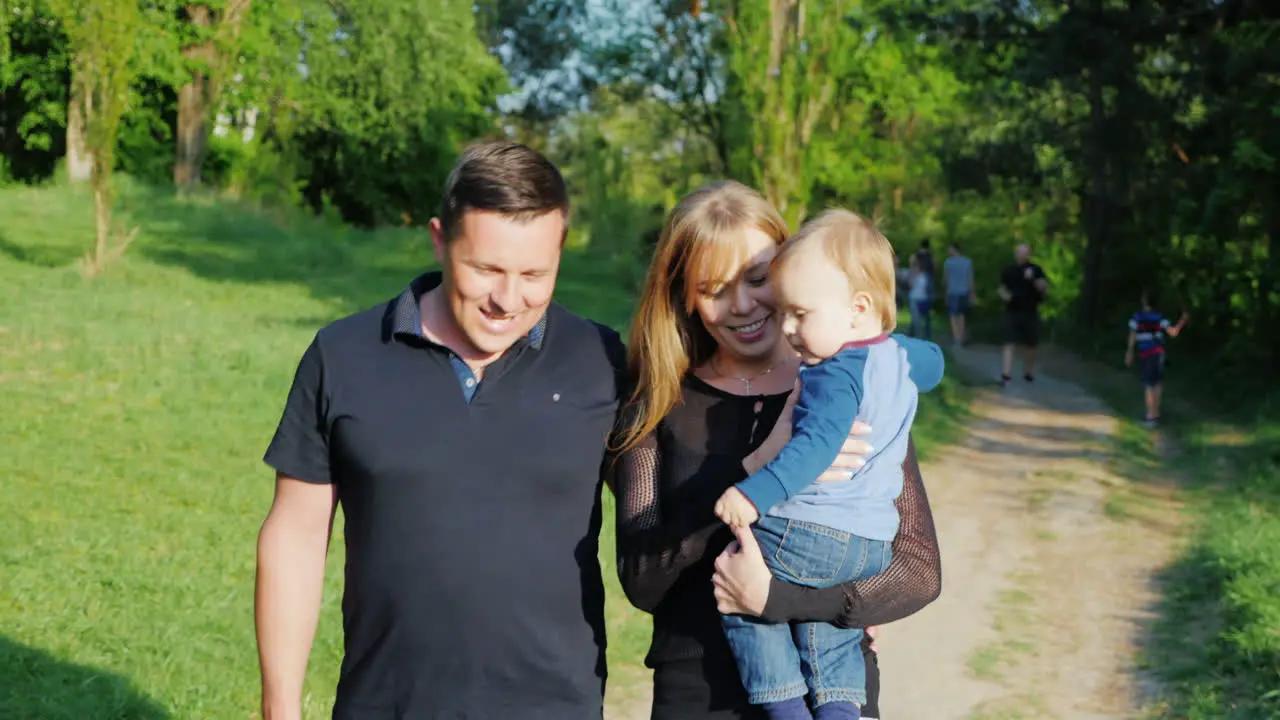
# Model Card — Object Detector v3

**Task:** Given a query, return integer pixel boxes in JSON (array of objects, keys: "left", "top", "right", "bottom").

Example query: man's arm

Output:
[
  {"left": 735, "top": 362, "right": 862, "bottom": 515},
  {"left": 1167, "top": 312, "right": 1189, "bottom": 338},
  {"left": 258, "top": 336, "right": 334, "bottom": 720},
  {"left": 256, "top": 475, "right": 337, "bottom": 720},
  {"left": 997, "top": 267, "right": 1013, "bottom": 302}
]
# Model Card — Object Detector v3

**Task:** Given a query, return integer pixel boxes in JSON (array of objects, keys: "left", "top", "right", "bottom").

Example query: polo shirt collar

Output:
[{"left": 387, "top": 271, "right": 547, "bottom": 351}]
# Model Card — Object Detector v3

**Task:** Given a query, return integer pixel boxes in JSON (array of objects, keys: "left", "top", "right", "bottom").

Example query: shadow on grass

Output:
[
  {"left": 0, "top": 636, "right": 170, "bottom": 719},
  {"left": 0, "top": 230, "right": 83, "bottom": 269},
  {"left": 1117, "top": 397, "right": 1280, "bottom": 717},
  {"left": 1138, "top": 514, "right": 1280, "bottom": 719}
]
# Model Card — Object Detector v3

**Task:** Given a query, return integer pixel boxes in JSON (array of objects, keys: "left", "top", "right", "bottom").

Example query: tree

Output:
[
  {"left": 52, "top": 0, "right": 140, "bottom": 274},
  {"left": 281, "top": 0, "right": 507, "bottom": 225},
  {"left": 173, "top": 0, "right": 252, "bottom": 188}
]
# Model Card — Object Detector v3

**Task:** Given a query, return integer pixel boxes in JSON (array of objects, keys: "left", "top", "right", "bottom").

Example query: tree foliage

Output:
[{"left": 0, "top": 0, "right": 1277, "bottom": 366}]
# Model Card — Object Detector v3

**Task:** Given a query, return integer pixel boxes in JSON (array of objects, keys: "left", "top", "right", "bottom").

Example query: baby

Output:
[{"left": 715, "top": 209, "right": 945, "bottom": 720}]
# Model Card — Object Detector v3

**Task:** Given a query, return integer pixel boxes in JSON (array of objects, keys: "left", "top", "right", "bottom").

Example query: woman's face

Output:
[{"left": 689, "top": 227, "right": 783, "bottom": 365}]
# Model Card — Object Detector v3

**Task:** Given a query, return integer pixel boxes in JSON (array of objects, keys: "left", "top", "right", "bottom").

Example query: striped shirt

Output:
[{"left": 1128, "top": 310, "right": 1171, "bottom": 358}]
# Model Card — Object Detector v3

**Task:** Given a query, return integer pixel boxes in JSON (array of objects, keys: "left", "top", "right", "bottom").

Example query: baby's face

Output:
[{"left": 774, "top": 247, "right": 857, "bottom": 364}]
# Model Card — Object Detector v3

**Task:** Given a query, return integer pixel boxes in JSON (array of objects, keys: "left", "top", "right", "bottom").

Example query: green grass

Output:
[
  {"left": 0, "top": 181, "right": 971, "bottom": 717},
  {"left": 1040, "top": 348, "right": 1280, "bottom": 718},
  {"left": 1139, "top": 418, "right": 1280, "bottom": 719}
]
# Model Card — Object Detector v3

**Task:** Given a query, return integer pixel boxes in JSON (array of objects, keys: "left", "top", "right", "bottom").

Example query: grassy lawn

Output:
[{"left": 0, "top": 181, "right": 969, "bottom": 718}]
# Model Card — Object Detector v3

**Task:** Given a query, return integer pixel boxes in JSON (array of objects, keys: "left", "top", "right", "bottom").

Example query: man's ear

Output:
[{"left": 429, "top": 218, "right": 447, "bottom": 264}]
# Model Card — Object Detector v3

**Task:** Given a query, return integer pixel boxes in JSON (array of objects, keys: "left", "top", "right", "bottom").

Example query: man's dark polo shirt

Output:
[{"left": 264, "top": 272, "right": 625, "bottom": 719}]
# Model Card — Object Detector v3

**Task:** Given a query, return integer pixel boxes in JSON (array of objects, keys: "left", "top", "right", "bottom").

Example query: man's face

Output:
[
  {"left": 430, "top": 209, "right": 564, "bottom": 360},
  {"left": 1015, "top": 244, "right": 1031, "bottom": 264}
]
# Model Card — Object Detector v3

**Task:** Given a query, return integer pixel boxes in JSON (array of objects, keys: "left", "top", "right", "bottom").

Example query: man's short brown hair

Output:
[{"left": 438, "top": 141, "right": 570, "bottom": 241}]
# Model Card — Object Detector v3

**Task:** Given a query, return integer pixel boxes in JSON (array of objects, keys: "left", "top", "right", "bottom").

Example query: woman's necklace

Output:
[{"left": 707, "top": 355, "right": 789, "bottom": 395}]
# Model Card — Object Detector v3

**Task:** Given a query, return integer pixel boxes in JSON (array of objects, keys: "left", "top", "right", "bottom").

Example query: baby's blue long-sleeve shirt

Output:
[{"left": 735, "top": 334, "right": 945, "bottom": 541}]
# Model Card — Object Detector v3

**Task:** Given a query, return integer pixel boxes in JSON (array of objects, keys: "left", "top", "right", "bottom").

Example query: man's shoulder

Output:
[
  {"left": 312, "top": 296, "right": 399, "bottom": 349},
  {"left": 546, "top": 304, "right": 626, "bottom": 369}
]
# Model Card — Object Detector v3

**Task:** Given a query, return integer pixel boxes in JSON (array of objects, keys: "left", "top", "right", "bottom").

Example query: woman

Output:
[{"left": 613, "top": 181, "right": 942, "bottom": 719}]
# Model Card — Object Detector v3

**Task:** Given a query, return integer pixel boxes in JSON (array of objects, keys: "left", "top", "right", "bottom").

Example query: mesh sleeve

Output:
[
  {"left": 614, "top": 431, "right": 723, "bottom": 614},
  {"left": 761, "top": 437, "right": 942, "bottom": 627}
]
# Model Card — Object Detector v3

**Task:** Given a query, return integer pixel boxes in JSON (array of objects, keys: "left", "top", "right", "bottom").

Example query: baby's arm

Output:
[
  {"left": 890, "top": 335, "right": 945, "bottom": 392},
  {"left": 733, "top": 361, "right": 863, "bottom": 517}
]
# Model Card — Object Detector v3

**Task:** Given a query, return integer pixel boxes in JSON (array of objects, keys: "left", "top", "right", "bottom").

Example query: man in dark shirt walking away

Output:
[
  {"left": 997, "top": 243, "right": 1047, "bottom": 386},
  {"left": 254, "top": 141, "right": 625, "bottom": 719}
]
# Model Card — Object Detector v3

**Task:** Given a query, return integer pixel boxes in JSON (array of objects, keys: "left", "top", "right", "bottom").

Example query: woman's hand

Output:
[
  {"left": 743, "top": 382, "right": 874, "bottom": 481},
  {"left": 712, "top": 525, "right": 772, "bottom": 616},
  {"left": 817, "top": 428, "right": 874, "bottom": 482}
]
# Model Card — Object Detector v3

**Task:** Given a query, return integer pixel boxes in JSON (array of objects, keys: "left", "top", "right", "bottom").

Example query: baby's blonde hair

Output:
[{"left": 773, "top": 208, "right": 898, "bottom": 331}]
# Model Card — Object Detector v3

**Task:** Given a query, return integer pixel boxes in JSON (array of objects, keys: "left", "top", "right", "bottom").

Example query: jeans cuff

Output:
[
  {"left": 746, "top": 682, "right": 808, "bottom": 705},
  {"left": 813, "top": 689, "right": 866, "bottom": 706}
]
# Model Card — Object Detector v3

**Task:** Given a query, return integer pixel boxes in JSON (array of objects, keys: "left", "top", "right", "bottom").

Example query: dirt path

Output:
[
  {"left": 876, "top": 344, "right": 1181, "bottom": 720},
  {"left": 608, "top": 343, "right": 1182, "bottom": 720}
]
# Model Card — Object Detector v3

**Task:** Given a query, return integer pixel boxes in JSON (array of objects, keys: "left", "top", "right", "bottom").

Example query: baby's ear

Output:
[{"left": 850, "top": 291, "right": 873, "bottom": 320}]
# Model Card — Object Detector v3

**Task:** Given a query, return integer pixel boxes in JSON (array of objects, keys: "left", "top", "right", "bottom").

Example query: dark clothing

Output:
[
  {"left": 615, "top": 375, "right": 942, "bottom": 719},
  {"left": 999, "top": 262, "right": 1046, "bottom": 314},
  {"left": 1004, "top": 310, "right": 1040, "bottom": 348},
  {"left": 265, "top": 272, "right": 626, "bottom": 719},
  {"left": 1139, "top": 353, "right": 1166, "bottom": 387},
  {"left": 1000, "top": 261, "right": 1046, "bottom": 348},
  {"left": 1129, "top": 310, "right": 1171, "bottom": 359},
  {"left": 649, "top": 643, "right": 881, "bottom": 720},
  {"left": 914, "top": 250, "right": 936, "bottom": 298},
  {"left": 1130, "top": 309, "right": 1173, "bottom": 387}
]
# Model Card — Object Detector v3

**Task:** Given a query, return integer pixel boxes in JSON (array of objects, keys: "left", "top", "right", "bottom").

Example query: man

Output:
[
  {"left": 255, "top": 141, "right": 626, "bottom": 719},
  {"left": 942, "top": 243, "right": 975, "bottom": 346},
  {"left": 997, "top": 243, "right": 1047, "bottom": 385}
]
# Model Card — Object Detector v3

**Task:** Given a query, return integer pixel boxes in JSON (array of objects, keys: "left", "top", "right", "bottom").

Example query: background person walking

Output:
[
  {"left": 997, "top": 243, "right": 1047, "bottom": 385},
  {"left": 907, "top": 254, "right": 932, "bottom": 339},
  {"left": 942, "top": 243, "right": 975, "bottom": 346}
]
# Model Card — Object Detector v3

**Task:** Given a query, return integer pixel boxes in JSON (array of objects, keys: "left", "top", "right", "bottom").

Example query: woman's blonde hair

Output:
[
  {"left": 614, "top": 181, "right": 789, "bottom": 454},
  {"left": 773, "top": 208, "right": 898, "bottom": 331}
]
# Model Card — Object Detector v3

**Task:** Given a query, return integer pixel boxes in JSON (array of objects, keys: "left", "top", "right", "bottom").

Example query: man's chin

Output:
[{"left": 465, "top": 328, "right": 532, "bottom": 356}]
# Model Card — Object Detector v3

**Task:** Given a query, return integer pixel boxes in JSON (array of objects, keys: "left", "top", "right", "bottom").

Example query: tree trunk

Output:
[
  {"left": 174, "top": 4, "right": 214, "bottom": 188},
  {"left": 173, "top": 1, "right": 251, "bottom": 189},
  {"left": 66, "top": 84, "right": 92, "bottom": 184},
  {"left": 88, "top": 175, "right": 110, "bottom": 276}
]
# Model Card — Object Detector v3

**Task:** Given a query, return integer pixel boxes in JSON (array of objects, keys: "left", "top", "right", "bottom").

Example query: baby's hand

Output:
[{"left": 715, "top": 487, "right": 760, "bottom": 528}]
